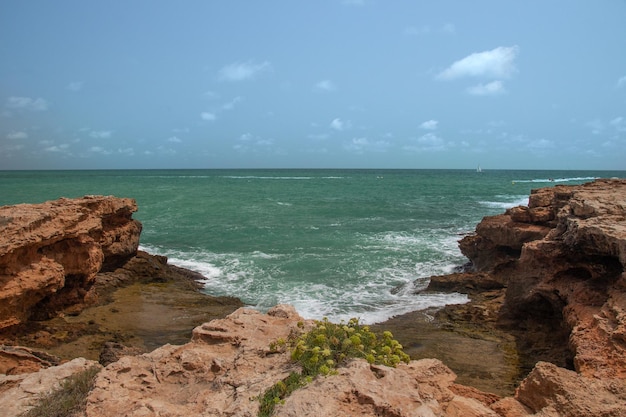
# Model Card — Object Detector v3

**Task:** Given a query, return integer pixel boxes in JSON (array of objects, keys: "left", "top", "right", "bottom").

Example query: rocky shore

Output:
[{"left": 1, "top": 180, "right": 625, "bottom": 416}]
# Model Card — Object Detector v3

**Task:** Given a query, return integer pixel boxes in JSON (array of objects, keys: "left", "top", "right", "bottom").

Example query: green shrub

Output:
[{"left": 259, "top": 317, "right": 410, "bottom": 416}]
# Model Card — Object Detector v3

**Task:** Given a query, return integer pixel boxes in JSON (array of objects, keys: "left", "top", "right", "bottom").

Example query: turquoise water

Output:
[{"left": 1, "top": 169, "right": 622, "bottom": 323}]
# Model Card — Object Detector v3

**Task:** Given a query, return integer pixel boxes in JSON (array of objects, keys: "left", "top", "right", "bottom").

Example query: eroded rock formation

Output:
[
  {"left": 0, "top": 196, "right": 141, "bottom": 329},
  {"left": 85, "top": 305, "right": 507, "bottom": 417},
  {"left": 458, "top": 179, "right": 626, "bottom": 379},
  {"left": 84, "top": 305, "right": 626, "bottom": 417},
  {"left": 2, "top": 183, "right": 625, "bottom": 416}
]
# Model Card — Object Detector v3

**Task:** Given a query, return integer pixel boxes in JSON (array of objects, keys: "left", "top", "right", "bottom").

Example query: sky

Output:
[{"left": 1, "top": 1, "right": 625, "bottom": 170}]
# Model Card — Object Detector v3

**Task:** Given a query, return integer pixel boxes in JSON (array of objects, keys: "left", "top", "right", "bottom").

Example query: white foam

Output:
[
  {"left": 479, "top": 196, "right": 529, "bottom": 210},
  {"left": 139, "top": 239, "right": 470, "bottom": 325},
  {"left": 511, "top": 176, "right": 599, "bottom": 184}
]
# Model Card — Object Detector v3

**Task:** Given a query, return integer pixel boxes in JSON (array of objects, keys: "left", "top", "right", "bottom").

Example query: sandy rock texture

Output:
[
  {"left": 0, "top": 356, "right": 100, "bottom": 416},
  {"left": 458, "top": 179, "right": 626, "bottom": 379},
  {"left": 85, "top": 304, "right": 626, "bottom": 417},
  {"left": 0, "top": 196, "right": 141, "bottom": 329}
]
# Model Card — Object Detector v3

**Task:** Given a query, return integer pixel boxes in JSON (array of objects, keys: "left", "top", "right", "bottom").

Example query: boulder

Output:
[
  {"left": 85, "top": 305, "right": 504, "bottom": 417},
  {"left": 0, "top": 196, "right": 141, "bottom": 329},
  {"left": 0, "top": 356, "right": 101, "bottom": 416},
  {"left": 458, "top": 179, "right": 626, "bottom": 378}
]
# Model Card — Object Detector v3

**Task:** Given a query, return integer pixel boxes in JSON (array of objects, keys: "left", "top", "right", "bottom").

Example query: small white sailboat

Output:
[{"left": 476, "top": 165, "right": 482, "bottom": 173}]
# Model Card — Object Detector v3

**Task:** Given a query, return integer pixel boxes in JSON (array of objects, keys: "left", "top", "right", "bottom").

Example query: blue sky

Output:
[{"left": 1, "top": 1, "right": 625, "bottom": 170}]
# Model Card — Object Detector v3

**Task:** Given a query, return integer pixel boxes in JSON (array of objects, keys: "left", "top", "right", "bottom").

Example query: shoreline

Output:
[{"left": 2, "top": 181, "right": 625, "bottom": 416}]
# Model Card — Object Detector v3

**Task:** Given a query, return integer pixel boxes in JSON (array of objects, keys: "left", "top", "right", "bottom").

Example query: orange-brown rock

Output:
[
  {"left": 0, "top": 356, "right": 100, "bottom": 416},
  {"left": 458, "top": 179, "right": 626, "bottom": 379},
  {"left": 83, "top": 305, "right": 626, "bottom": 416},
  {"left": 84, "top": 305, "right": 504, "bottom": 417},
  {"left": 0, "top": 196, "right": 141, "bottom": 330}
]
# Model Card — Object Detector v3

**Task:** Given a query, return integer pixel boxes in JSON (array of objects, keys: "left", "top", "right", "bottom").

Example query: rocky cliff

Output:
[
  {"left": 458, "top": 179, "right": 626, "bottom": 379},
  {"left": 0, "top": 196, "right": 141, "bottom": 330},
  {"left": 83, "top": 305, "right": 625, "bottom": 417},
  {"left": 2, "top": 183, "right": 626, "bottom": 416}
]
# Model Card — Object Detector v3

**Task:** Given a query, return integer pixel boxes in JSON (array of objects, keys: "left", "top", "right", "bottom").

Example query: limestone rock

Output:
[
  {"left": 0, "top": 345, "right": 60, "bottom": 375},
  {"left": 458, "top": 179, "right": 626, "bottom": 379},
  {"left": 84, "top": 306, "right": 506, "bottom": 417},
  {"left": 515, "top": 361, "right": 626, "bottom": 417},
  {"left": 0, "top": 196, "right": 141, "bottom": 329},
  {"left": 0, "top": 356, "right": 101, "bottom": 416}
]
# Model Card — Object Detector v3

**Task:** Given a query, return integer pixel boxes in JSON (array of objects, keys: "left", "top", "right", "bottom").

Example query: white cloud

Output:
[
  {"left": 201, "top": 112, "right": 216, "bottom": 121},
  {"left": 117, "top": 148, "right": 134, "bottom": 156},
  {"left": 330, "top": 118, "right": 351, "bottom": 131},
  {"left": 437, "top": 46, "right": 519, "bottom": 80},
  {"left": 167, "top": 136, "right": 182, "bottom": 143},
  {"left": 344, "top": 137, "right": 390, "bottom": 153},
  {"left": 617, "top": 76, "right": 626, "bottom": 88},
  {"left": 308, "top": 133, "right": 330, "bottom": 140},
  {"left": 527, "top": 138, "right": 555, "bottom": 150},
  {"left": 586, "top": 119, "right": 604, "bottom": 135},
  {"left": 89, "top": 130, "right": 113, "bottom": 139},
  {"left": 441, "top": 23, "right": 456, "bottom": 34},
  {"left": 610, "top": 116, "right": 626, "bottom": 132},
  {"left": 44, "top": 143, "right": 70, "bottom": 153},
  {"left": 89, "top": 146, "right": 111, "bottom": 155},
  {"left": 6, "top": 131, "right": 28, "bottom": 140},
  {"left": 404, "top": 133, "right": 448, "bottom": 152},
  {"left": 157, "top": 146, "right": 177, "bottom": 155},
  {"left": 419, "top": 120, "right": 438, "bottom": 130},
  {"left": 404, "top": 25, "right": 429, "bottom": 36},
  {"left": 467, "top": 80, "right": 506, "bottom": 96},
  {"left": 222, "top": 96, "right": 242, "bottom": 110},
  {"left": 5, "top": 96, "right": 49, "bottom": 111},
  {"left": 315, "top": 80, "right": 336, "bottom": 92},
  {"left": 67, "top": 81, "right": 84, "bottom": 92},
  {"left": 204, "top": 90, "right": 220, "bottom": 99},
  {"left": 218, "top": 61, "right": 271, "bottom": 82}
]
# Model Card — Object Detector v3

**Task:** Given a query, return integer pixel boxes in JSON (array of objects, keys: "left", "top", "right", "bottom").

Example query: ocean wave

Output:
[
  {"left": 220, "top": 175, "right": 346, "bottom": 180},
  {"left": 479, "top": 196, "right": 529, "bottom": 209},
  {"left": 511, "top": 176, "right": 599, "bottom": 184},
  {"left": 139, "top": 242, "right": 469, "bottom": 325}
]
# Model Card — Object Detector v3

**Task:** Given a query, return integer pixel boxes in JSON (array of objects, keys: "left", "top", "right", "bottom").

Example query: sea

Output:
[{"left": 1, "top": 169, "right": 623, "bottom": 324}]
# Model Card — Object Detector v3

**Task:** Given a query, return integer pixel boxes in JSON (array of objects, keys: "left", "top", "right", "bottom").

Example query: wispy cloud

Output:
[
  {"left": 201, "top": 112, "right": 217, "bottom": 121},
  {"left": 222, "top": 96, "right": 243, "bottom": 110},
  {"left": 330, "top": 118, "right": 351, "bottom": 131},
  {"left": 419, "top": 120, "right": 438, "bottom": 130},
  {"left": 5, "top": 96, "right": 49, "bottom": 111},
  {"left": 204, "top": 90, "right": 220, "bottom": 99},
  {"left": 67, "top": 81, "right": 84, "bottom": 92},
  {"left": 89, "top": 130, "right": 113, "bottom": 139},
  {"left": 404, "top": 133, "right": 449, "bottom": 152},
  {"left": 234, "top": 132, "right": 275, "bottom": 152},
  {"left": 437, "top": 46, "right": 519, "bottom": 80},
  {"left": 167, "top": 136, "right": 182, "bottom": 143},
  {"left": 405, "top": 23, "right": 455, "bottom": 36},
  {"left": 441, "top": 23, "right": 456, "bottom": 35},
  {"left": 315, "top": 80, "right": 336, "bottom": 92},
  {"left": 467, "top": 80, "right": 506, "bottom": 96},
  {"left": 45, "top": 143, "right": 71, "bottom": 153},
  {"left": 218, "top": 61, "right": 271, "bottom": 82},
  {"left": 344, "top": 137, "right": 390, "bottom": 153},
  {"left": 618, "top": 76, "right": 626, "bottom": 88},
  {"left": 6, "top": 131, "right": 28, "bottom": 140},
  {"left": 586, "top": 119, "right": 604, "bottom": 135},
  {"left": 610, "top": 116, "right": 626, "bottom": 132}
]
